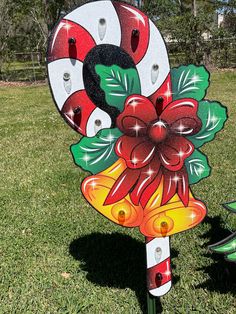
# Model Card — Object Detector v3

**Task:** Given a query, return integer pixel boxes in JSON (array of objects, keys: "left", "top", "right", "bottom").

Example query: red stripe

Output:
[
  {"left": 140, "top": 169, "right": 162, "bottom": 209},
  {"left": 104, "top": 169, "right": 140, "bottom": 205},
  {"left": 62, "top": 90, "right": 96, "bottom": 136},
  {"left": 149, "top": 74, "right": 172, "bottom": 110},
  {"left": 130, "top": 157, "right": 160, "bottom": 206},
  {"left": 47, "top": 19, "right": 96, "bottom": 63},
  {"left": 113, "top": 2, "right": 149, "bottom": 64},
  {"left": 145, "top": 237, "right": 155, "bottom": 244},
  {"left": 147, "top": 257, "right": 171, "bottom": 290}
]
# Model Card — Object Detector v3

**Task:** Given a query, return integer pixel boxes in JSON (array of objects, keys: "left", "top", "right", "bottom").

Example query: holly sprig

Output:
[
  {"left": 171, "top": 65, "right": 227, "bottom": 184},
  {"left": 71, "top": 64, "right": 227, "bottom": 185}
]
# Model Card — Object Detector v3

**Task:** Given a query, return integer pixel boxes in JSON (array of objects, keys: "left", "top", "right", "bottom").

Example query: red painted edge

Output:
[{"left": 147, "top": 257, "right": 171, "bottom": 290}]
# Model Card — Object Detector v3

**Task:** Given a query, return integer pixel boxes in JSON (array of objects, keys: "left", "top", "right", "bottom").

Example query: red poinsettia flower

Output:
[{"left": 105, "top": 95, "right": 202, "bottom": 208}]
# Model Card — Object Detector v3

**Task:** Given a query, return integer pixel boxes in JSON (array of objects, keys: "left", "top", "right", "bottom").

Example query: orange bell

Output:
[
  {"left": 82, "top": 158, "right": 206, "bottom": 235},
  {"left": 81, "top": 159, "right": 143, "bottom": 227},
  {"left": 139, "top": 177, "right": 207, "bottom": 237}
]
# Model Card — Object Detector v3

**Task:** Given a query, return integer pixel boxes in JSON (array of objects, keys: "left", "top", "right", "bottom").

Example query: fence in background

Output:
[
  {"left": 168, "top": 37, "right": 236, "bottom": 68},
  {"left": 0, "top": 38, "right": 235, "bottom": 82},
  {"left": 0, "top": 52, "right": 46, "bottom": 82}
]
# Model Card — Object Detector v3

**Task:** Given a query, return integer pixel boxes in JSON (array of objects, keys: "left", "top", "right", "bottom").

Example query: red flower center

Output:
[{"left": 148, "top": 120, "right": 168, "bottom": 143}]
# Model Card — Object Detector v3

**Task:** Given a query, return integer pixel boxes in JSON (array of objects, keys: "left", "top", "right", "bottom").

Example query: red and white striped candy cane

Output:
[
  {"left": 47, "top": 1, "right": 171, "bottom": 138},
  {"left": 146, "top": 236, "right": 172, "bottom": 297}
]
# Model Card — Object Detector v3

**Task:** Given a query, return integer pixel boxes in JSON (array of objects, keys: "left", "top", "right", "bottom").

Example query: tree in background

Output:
[
  {"left": 1, "top": 0, "right": 87, "bottom": 53},
  {"left": 0, "top": 0, "right": 87, "bottom": 79},
  {"left": 143, "top": 0, "right": 236, "bottom": 65},
  {"left": 0, "top": 0, "right": 14, "bottom": 77},
  {"left": 0, "top": 0, "right": 235, "bottom": 80},
  {"left": 2, "top": 0, "right": 236, "bottom": 55}
]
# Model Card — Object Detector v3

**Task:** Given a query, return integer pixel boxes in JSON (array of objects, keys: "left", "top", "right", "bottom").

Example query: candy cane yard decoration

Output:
[{"left": 47, "top": 0, "right": 227, "bottom": 308}]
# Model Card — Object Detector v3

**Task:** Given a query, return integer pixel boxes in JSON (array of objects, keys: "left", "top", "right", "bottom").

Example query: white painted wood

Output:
[
  {"left": 146, "top": 237, "right": 170, "bottom": 268},
  {"left": 65, "top": 1, "right": 121, "bottom": 46},
  {"left": 137, "top": 20, "right": 170, "bottom": 97},
  {"left": 149, "top": 281, "right": 172, "bottom": 297},
  {"left": 48, "top": 58, "right": 84, "bottom": 110},
  {"left": 86, "top": 107, "right": 112, "bottom": 137},
  {"left": 146, "top": 237, "right": 172, "bottom": 296}
]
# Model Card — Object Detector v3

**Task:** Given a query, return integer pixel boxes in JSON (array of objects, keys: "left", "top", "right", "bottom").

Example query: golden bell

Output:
[
  {"left": 81, "top": 159, "right": 143, "bottom": 227},
  {"left": 139, "top": 177, "right": 207, "bottom": 237},
  {"left": 82, "top": 158, "right": 207, "bottom": 236}
]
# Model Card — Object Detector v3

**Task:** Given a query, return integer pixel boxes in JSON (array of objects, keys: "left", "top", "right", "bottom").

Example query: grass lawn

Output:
[{"left": 0, "top": 71, "right": 236, "bottom": 313}]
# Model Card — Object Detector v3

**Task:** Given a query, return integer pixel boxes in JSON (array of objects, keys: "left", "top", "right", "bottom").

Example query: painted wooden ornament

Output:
[
  {"left": 47, "top": 0, "right": 228, "bottom": 298},
  {"left": 209, "top": 201, "right": 236, "bottom": 263}
]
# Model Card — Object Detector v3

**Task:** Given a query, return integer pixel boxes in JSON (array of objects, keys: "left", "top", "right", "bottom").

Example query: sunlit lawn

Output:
[{"left": 0, "top": 70, "right": 235, "bottom": 313}]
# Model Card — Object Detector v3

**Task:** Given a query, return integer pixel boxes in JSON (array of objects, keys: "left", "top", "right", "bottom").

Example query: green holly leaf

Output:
[
  {"left": 210, "top": 233, "right": 236, "bottom": 262},
  {"left": 187, "top": 100, "right": 227, "bottom": 148},
  {"left": 185, "top": 149, "right": 211, "bottom": 185},
  {"left": 211, "top": 236, "right": 236, "bottom": 254},
  {"left": 95, "top": 64, "right": 141, "bottom": 111},
  {"left": 171, "top": 65, "right": 210, "bottom": 101},
  {"left": 224, "top": 201, "right": 236, "bottom": 213},
  {"left": 210, "top": 232, "right": 236, "bottom": 253},
  {"left": 226, "top": 251, "right": 236, "bottom": 262},
  {"left": 70, "top": 128, "right": 122, "bottom": 174}
]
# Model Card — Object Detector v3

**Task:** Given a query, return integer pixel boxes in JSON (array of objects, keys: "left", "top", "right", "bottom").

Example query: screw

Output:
[
  {"left": 68, "top": 37, "right": 76, "bottom": 44},
  {"left": 161, "top": 221, "right": 168, "bottom": 228},
  {"left": 132, "top": 29, "right": 139, "bottom": 37},
  {"left": 95, "top": 119, "right": 102, "bottom": 126},
  {"left": 156, "top": 97, "right": 164, "bottom": 104},
  {"left": 119, "top": 210, "right": 125, "bottom": 216},
  {"left": 63, "top": 72, "right": 70, "bottom": 81},
  {"left": 156, "top": 273, "right": 163, "bottom": 281},
  {"left": 99, "top": 18, "right": 106, "bottom": 25},
  {"left": 152, "top": 64, "right": 159, "bottom": 71},
  {"left": 73, "top": 107, "right": 81, "bottom": 114}
]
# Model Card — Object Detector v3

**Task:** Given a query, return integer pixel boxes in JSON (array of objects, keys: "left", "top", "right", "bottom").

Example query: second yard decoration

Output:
[{"left": 209, "top": 201, "right": 236, "bottom": 263}]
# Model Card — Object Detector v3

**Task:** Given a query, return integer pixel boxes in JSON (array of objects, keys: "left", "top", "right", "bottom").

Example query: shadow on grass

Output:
[
  {"left": 196, "top": 216, "right": 236, "bottom": 294},
  {"left": 69, "top": 232, "right": 179, "bottom": 313}
]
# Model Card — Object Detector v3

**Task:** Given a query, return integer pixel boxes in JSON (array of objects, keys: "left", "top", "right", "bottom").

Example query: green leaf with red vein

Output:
[
  {"left": 95, "top": 65, "right": 141, "bottom": 111},
  {"left": 70, "top": 128, "right": 122, "bottom": 174},
  {"left": 185, "top": 149, "right": 211, "bottom": 185},
  {"left": 171, "top": 65, "right": 209, "bottom": 101},
  {"left": 187, "top": 100, "right": 227, "bottom": 148}
]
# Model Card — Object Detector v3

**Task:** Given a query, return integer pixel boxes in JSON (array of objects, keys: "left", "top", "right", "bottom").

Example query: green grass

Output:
[{"left": 0, "top": 71, "right": 236, "bottom": 313}]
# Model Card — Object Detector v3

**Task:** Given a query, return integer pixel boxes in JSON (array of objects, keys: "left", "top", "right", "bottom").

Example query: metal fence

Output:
[
  {"left": 0, "top": 52, "right": 46, "bottom": 82},
  {"left": 0, "top": 38, "right": 235, "bottom": 82}
]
